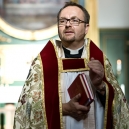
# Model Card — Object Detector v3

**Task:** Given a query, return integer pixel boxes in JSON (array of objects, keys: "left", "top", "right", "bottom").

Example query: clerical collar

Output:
[{"left": 62, "top": 45, "right": 84, "bottom": 58}]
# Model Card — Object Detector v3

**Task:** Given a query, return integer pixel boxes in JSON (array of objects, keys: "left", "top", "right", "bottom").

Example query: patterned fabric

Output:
[
  {"left": 13, "top": 57, "right": 45, "bottom": 129},
  {"left": 104, "top": 55, "right": 129, "bottom": 129},
  {"left": 13, "top": 40, "right": 129, "bottom": 129}
]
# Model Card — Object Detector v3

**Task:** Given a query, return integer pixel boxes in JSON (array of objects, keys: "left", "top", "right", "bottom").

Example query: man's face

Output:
[{"left": 58, "top": 6, "right": 89, "bottom": 43}]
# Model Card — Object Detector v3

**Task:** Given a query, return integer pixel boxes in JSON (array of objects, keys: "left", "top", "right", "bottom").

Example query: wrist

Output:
[{"left": 96, "top": 81, "right": 106, "bottom": 94}]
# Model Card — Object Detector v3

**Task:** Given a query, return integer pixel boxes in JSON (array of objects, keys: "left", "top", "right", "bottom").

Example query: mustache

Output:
[{"left": 63, "top": 29, "right": 74, "bottom": 33}]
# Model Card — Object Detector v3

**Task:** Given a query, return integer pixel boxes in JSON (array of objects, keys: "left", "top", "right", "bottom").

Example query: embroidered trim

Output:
[
  {"left": 103, "top": 82, "right": 109, "bottom": 129},
  {"left": 61, "top": 67, "right": 89, "bottom": 72},
  {"left": 103, "top": 55, "right": 109, "bottom": 129},
  {"left": 50, "top": 39, "right": 63, "bottom": 129},
  {"left": 61, "top": 58, "right": 89, "bottom": 72},
  {"left": 38, "top": 54, "right": 48, "bottom": 129},
  {"left": 86, "top": 38, "right": 90, "bottom": 63}
]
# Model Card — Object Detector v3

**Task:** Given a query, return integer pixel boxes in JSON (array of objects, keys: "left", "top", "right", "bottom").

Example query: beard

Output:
[
  {"left": 58, "top": 31, "right": 75, "bottom": 43},
  {"left": 59, "top": 35, "right": 75, "bottom": 43}
]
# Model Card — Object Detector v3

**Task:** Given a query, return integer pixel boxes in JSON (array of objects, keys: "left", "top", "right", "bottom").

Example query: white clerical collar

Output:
[{"left": 63, "top": 45, "right": 84, "bottom": 55}]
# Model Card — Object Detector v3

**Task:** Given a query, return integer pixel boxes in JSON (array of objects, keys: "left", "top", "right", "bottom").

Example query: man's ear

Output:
[{"left": 85, "top": 24, "right": 89, "bottom": 34}]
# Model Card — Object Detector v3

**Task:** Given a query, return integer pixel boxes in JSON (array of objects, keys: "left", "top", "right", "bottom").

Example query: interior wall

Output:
[
  {"left": 100, "top": 29, "right": 129, "bottom": 102},
  {"left": 98, "top": 0, "right": 129, "bottom": 28}
]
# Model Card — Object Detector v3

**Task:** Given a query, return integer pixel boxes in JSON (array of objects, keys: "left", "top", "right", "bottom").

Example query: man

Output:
[{"left": 13, "top": 2, "right": 129, "bottom": 129}]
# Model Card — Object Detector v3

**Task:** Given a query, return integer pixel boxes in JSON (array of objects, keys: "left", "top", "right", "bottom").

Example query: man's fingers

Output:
[
  {"left": 72, "top": 93, "right": 81, "bottom": 102},
  {"left": 83, "top": 114, "right": 88, "bottom": 120},
  {"left": 88, "top": 60, "right": 103, "bottom": 68},
  {"left": 77, "top": 104, "right": 91, "bottom": 112},
  {"left": 90, "top": 57, "right": 94, "bottom": 60},
  {"left": 90, "top": 68, "right": 104, "bottom": 75},
  {"left": 77, "top": 110, "right": 82, "bottom": 115},
  {"left": 68, "top": 94, "right": 91, "bottom": 121},
  {"left": 77, "top": 105, "right": 90, "bottom": 114}
]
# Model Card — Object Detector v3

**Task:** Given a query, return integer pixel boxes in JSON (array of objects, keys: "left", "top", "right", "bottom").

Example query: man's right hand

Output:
[{"left": 62, "top": 94, "right": 91, "bottom": 121}]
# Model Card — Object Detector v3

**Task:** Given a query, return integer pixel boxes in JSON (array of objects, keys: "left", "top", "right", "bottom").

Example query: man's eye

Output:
[
  {"left": 59, "top": 20, "right": 65, "bottom": 23},
  {"left": 71, "top": 19, "right": 78, "bottom": 23}
]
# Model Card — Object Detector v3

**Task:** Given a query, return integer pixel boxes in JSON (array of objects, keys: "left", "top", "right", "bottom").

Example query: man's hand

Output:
[
  {"left": 62, "top": 94, "right": 90, "bottom": 121},
  {"left": 87, "top": 57, "right": 104, "bottom": 90}
]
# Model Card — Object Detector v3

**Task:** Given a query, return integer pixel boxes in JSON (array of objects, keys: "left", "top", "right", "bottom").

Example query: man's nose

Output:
[{"left": 66, "top": 20, "right": 72, "bottom": 26}]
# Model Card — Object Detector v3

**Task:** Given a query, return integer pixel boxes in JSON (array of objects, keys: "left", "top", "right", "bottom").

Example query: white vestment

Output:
[{"left": 57, "top": 39, "right": 105, "bottom": 129}]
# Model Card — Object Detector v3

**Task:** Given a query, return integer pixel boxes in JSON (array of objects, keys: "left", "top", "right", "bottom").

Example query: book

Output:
[{"left": 67, "top": 73, "right": 94, "bottom": 106}]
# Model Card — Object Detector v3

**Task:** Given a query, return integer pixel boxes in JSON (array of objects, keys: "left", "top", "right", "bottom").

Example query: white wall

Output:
[{"left": 98, "top": 0, "right": 129, "bottom": 28}]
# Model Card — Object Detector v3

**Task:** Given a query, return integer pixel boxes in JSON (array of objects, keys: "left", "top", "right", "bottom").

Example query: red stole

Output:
[
  {"left": 90, "top": 40, "right": 114, "bottom": 129},
  {"left": 39, "top": 40, "right": 114, "bottom": 129}
]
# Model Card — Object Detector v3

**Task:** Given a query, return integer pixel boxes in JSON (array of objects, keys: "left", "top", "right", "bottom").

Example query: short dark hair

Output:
[{"left": 57, "top": 1, "right": 90, "bottom": 24}]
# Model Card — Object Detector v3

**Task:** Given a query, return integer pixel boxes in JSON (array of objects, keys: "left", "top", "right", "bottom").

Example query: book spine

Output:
[
  {"left": 81, "top": 74, "right": 94, "bottom": 100},
  {"left": 85, "top": 74, "right": 94, "bottom": 99},
  {"left": 79, "top": 75, "right": 89, "bottom": 98}
]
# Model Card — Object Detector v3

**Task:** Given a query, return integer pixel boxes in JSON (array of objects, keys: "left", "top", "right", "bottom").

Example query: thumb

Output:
[
  {"left": 72, "top": 93, "right": 81, "bottom": 102},
  {"left": 90, "top": 57, "right": 94, "bottom": 60}
]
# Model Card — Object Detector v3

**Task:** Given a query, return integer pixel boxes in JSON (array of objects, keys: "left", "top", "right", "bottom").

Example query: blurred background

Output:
[{"left": 0, "top": 0, "right": 129, "bottom": 128}]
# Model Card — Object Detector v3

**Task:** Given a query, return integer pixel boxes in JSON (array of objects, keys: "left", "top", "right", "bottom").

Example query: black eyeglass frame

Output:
[{"left": 58, "top": 17, "right": 87, "bottom": 26}]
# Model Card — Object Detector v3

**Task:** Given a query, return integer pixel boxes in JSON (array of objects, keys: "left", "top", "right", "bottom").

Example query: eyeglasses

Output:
[{"left": 58, "top": 18, "right": 86, "bottom": 26}]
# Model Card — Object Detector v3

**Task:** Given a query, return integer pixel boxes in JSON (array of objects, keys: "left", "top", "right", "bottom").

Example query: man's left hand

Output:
[{"left": 87, "top": 57, "right": 104, "bottom": 89}]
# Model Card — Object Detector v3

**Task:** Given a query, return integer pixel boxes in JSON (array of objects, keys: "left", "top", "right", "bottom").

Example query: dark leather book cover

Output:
[{"left": 67, "top": 74, "right": 94, "bottom": 106}]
